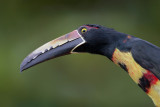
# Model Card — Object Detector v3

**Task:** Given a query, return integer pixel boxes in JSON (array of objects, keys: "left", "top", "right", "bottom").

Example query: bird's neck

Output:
[
  {"left": 111, "top": 48, "right": 160, "bottom": 106},
  {"left": 95, "top": 31, "right": 160, "bottom": 106},
  {"left": 90, "top": 31, "right": 160, "bottom": 106}
]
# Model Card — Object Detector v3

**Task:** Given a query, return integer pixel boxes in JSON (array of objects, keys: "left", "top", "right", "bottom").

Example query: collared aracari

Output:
[{"left": 20, "top": 24, "right": 160, "bottom": 106}]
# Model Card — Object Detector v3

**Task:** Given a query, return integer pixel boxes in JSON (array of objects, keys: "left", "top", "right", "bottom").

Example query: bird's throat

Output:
[{"left": 112, "top": 48, "right": 160, "bottom": 106}]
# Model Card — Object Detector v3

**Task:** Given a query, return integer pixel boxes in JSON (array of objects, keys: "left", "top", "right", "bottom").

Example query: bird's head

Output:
[{"left": 20, "top": 24, "right": 127, "bottom": 72}]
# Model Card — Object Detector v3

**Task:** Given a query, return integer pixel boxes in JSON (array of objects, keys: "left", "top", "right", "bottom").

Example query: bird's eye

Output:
[{"left": 81, "top": 28, "right": 87, "bottom": 33}]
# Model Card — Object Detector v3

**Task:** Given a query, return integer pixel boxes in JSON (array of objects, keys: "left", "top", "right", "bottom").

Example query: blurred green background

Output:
[{"left": 1, "top": 0, "right": 160, "bottom": 107}]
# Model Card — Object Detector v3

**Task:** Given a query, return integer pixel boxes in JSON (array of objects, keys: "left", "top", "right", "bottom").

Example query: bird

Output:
[{"left": 20, "top": 24, "right": 160, "bottom": 106}]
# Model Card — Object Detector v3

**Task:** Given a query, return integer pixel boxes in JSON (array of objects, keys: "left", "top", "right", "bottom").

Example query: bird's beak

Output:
[{"left": 20, "top": 30, "right": 85, "bottom": 72}]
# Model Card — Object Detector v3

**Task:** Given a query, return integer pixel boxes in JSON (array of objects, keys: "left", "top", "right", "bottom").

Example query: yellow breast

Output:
[{"left": 112, "top": 48, "right": 160, "bottom": 106}]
